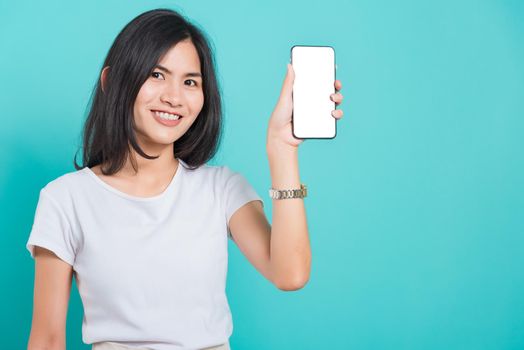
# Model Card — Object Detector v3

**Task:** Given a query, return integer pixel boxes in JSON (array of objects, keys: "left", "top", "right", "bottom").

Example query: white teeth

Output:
[{"left": 155, "top": 111, "right": 181, "bottom": 120}]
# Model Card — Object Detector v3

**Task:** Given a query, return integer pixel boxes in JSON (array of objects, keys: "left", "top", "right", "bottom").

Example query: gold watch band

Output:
[{"left": 269, "top": 184, "right": 307, "bottom": 200}]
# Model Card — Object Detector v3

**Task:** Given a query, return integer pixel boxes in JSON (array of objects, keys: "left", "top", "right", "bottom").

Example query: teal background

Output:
[{"left": 1, "top": 0, "right": 523, "bottom": 349}]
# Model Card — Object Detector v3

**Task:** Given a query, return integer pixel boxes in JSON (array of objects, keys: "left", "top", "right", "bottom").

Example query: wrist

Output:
[{"left": 266, "top": 136, "right": 298, "bottom": 157}]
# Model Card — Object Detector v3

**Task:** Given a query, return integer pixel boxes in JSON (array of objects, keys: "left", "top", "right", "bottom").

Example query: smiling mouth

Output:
[{"left": 152, "top": 110, "right": 183, "bottom": 121}]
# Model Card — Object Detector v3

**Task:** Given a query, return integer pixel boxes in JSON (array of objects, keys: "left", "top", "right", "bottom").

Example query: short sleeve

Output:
[
  {"left": 26, "top": 188, "right": 76, "bottom": 266},
  {"left": 223, "top": 167, "right": 264, "bottom": 240}
]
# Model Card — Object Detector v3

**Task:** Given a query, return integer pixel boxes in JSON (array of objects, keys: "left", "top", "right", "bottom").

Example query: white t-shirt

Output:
[{"left": 26, "top": 158, "right": 263, "bottom": 350}]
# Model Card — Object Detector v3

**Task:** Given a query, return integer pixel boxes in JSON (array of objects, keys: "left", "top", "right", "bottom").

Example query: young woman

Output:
[{"left": 26, "top": 8, "right": 344, "bottom": 350}]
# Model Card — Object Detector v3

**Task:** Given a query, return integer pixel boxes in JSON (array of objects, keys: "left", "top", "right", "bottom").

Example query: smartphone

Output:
[{"left": 291, "top": 45, "right": 336, "bottom": 139}]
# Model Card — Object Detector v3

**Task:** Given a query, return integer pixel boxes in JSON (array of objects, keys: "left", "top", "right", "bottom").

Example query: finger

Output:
[
  {"left": 331, "top": 109, "right": 344, "bottom": 119},
  {"left": 334, "top": 80, "right": 342, "bottom": 91},
  {"left": 330, "top": 92, "right": 343, "bottom": 104}
]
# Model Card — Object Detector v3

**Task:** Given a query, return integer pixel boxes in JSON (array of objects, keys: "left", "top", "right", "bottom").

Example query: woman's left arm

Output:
[{"left": 229, "top": 64, "right": 344, "bottom": 291}]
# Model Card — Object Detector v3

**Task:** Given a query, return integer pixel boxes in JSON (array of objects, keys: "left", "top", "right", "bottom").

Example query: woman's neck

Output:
[{"left": 121, "top": 141, "right": 178, "bottom": 179}]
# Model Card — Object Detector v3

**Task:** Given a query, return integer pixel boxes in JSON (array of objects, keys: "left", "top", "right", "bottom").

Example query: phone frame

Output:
[{"left": 291, "top": 45, "right": 337, "bottom": 140}]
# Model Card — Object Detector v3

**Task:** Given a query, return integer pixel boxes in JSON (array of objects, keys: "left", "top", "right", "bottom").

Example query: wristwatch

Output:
[{"left": 269, "top": 184, "right": 307, "bottom": 200}]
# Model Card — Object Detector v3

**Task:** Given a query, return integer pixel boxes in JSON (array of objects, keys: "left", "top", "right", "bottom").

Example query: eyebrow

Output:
[{"left": 154, "top": 64, "right": 202, "bottom": 78}]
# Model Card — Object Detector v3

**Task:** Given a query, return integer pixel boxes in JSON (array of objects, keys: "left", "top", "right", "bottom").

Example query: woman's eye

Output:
[
  {"left": 185, "top": 79, "right": 198, "bottom": 87},
  {"left": 151, "top": 72, "right": 164, "bottom": 80}
]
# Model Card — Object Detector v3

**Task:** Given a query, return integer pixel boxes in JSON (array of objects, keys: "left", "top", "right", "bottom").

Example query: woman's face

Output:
[{"left": 133, "top": 39, "right": 204, "bottom": 148}]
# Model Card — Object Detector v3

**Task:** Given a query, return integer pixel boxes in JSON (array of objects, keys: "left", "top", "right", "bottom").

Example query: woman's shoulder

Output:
[
  {"left": 182, "top": 161, "right": 242, "bottom": 187},
  {"left": 195, "top": 162, "right": 240, "bottom": 178},
  {"left": 182, "top": 159, "right": 232, "bottom": 175},
  {"left": 39, "top": 167, "right": 91, "bottom": 200}
]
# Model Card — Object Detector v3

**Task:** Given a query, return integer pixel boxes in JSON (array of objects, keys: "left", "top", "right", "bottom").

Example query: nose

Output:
[{"left": 160, "top": 84, "right": 183, "bottom": 108}]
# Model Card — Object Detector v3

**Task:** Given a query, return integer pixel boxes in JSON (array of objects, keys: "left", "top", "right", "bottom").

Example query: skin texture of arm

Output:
[{"left": 27, "top": 246, "right": 73, "bottom": 350}]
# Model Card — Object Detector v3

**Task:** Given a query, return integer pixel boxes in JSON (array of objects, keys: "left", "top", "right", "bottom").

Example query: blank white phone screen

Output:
[{"left": 292, "top": 46, "right": 336, "bottom": 139}]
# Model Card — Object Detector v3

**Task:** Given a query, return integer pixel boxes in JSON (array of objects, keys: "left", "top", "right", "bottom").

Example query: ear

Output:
[{"left": 100, "top": 66, "right": 109, "bottom": 93}]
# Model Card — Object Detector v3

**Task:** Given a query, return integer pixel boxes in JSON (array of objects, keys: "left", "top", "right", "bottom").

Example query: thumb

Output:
[{"left": 278, "top": 63, "right": 295, "bottom": 103}]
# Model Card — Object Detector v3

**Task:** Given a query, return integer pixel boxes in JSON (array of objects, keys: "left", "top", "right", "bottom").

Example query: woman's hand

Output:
[{"left": 266, "top": 63, "right": 344, "bottom": 153}]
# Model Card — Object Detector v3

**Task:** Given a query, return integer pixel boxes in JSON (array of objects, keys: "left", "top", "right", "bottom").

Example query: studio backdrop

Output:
[{"left": 1, "top": 0, "right": 523, "bottom": 349}]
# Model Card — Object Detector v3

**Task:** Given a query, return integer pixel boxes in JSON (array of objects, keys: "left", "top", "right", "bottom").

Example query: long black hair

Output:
[{"left": 74, "top": 8, "right": 222, "bottom": 174}]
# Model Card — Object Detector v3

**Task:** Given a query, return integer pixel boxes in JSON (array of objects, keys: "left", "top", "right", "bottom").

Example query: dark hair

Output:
[{"left": 74, "top": 8, "right": 222, "bottom": 174}]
